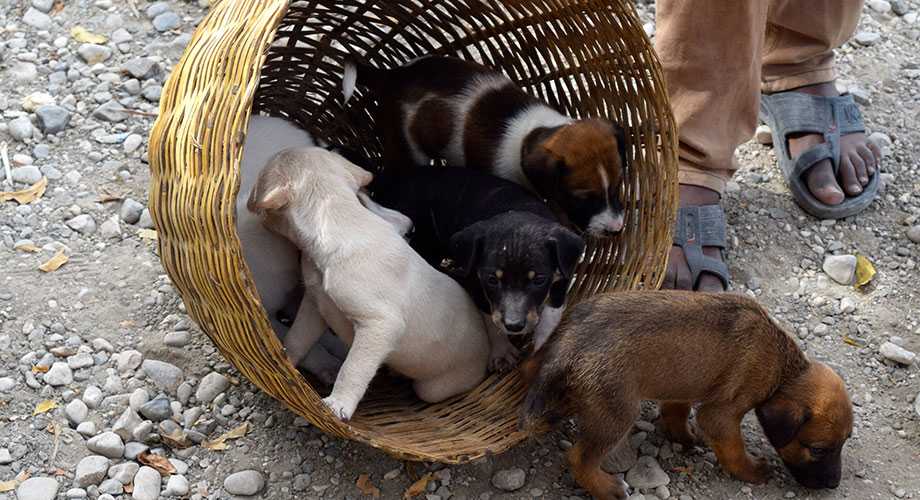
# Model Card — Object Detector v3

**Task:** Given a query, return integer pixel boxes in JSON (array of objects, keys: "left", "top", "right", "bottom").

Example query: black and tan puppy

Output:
[
  {"left": 372, "top": 167, "right": 585, "bottom": 372},
  {"left": 519, "top": 291, "right": 853, "bottom": 499},
  {"left": 343, "top": 56, "right": 628, "bottom": 237}
]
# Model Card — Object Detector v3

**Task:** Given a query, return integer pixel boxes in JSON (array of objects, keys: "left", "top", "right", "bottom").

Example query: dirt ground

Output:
[{"left": 1, "top": 1, "right": 918, "bottom": 499}]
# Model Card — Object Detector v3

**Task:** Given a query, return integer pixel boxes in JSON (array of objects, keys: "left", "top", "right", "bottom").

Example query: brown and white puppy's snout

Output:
[
  {"left": 522, "top": 118, "right": 628, "bottom": 238},
  {"left": 756, "top": 362, "right": 853, "bottom": 490}
]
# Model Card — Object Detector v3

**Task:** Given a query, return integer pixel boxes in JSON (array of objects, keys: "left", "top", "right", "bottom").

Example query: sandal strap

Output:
[{"left": 673, "top": 205, "right": 730, "bottom": 290}]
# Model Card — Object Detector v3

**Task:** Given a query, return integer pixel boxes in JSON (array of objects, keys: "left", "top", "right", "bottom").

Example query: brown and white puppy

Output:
[
  {"left": 519, "top": 291, "right": 853, "bottom": 499},
  {"left": 343, "top": 56, "right": 628, "bottom": 237}
]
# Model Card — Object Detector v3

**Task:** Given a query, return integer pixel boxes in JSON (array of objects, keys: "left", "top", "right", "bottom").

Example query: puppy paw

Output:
[
  {"left": 734, "top": 457, "right": 770, "bottom": 484},
  {"left": 321, "top": 396, "right": 355, "bottom": 422},
  {"left": 488, "top": 343, "right": 521, "bottom": 373}
]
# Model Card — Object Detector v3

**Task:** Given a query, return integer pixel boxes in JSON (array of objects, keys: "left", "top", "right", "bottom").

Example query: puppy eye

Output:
[
  {"left": 572, "top": 189, "right": 594, "bottom": 199},
  {"left": 486, "top": 275, "right": 500, "bottom": 287},
  {"left": 809, "top": 447, "right": 827, "bottom": 457},
  {"left": 531, "top": 275, "right": 548, "bottom": 286}
]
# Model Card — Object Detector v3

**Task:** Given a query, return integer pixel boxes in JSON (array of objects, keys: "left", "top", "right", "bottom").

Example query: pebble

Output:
[
  {"left": 164, "top": 475, "right": 190, "bottom": 497},
  {"left": 153, "top": 11, "right": 182, "bottom": 32},
  {"left": 0, "top": 448, "right": 11, "bottom": 464},
  {"left": 130, "top": 388, "right": 150, "bottom": 411},
  {"left": 891, "top": 0, "right": 909, "bottom": 16},
  {"left": 146, "top": 2, "right": 171, "bottom": 18},
  {"left": 196, "top": 371, "right": 229, "bottom": 404},
  {"left": 35, "top": 105, "right": 71, "bottom": 134},
  {"left": 822, "top": 254, "right": 857, "bottom": 285},
  {"left": 92, "top": 101, "right": 128, "bottom": 123},
  {"left": 120, "top": 199, "right": 146, "bottom": 224},
  {"left": 603, "top": 441, "right": 638, "bottom": 473},
  {"left": 0, "top": 377, "right": 16, "bottom": 393},
  {"left": 755, "top": 124, "right": 773, "bottom": 145},
  {"left": 31, "top": 0, "right": 54, "bottom": 12},
  {"left": 879, "top": 342, "right": 916, "bottom": 365},
  {"left": 491, "top": 468, "right": 526, "bottom": 492},
  {"left": 75, "top": 455, "right": 111, "bottom": 487},
  {"left": 87, "top": 432, "right": 126, "bottom": 459},
  {"left": 8, "top": 116, "right": 34, "bottom": 142},
  {"left": 907, "top": 226, "right": 920, "bottom": 244},
  {"left": 124, "top": 134, "right": 145, "bottom": 154},
  {"left": 99, "top": 479, "right": 123, "bottom": 495},
  {"left": 100, "top": 216, "right": 122, "bottom": 239},
  {"left": 223, "top": 470, "right": 265, "bottom": 496},
  {"left": 913, "top": 393, "right": 920, "bottom": 419},
  {"left": 139, "top": 393, "right": 173, "bottom": 421},
  {"left": 66, "top": 214, "right": 97, "bottom": 235},
  {"left": 77, "top": 421, "right": 97, "bottom": 437},
  {"left": 839, "top": 297, "right": 858, "bottom": 314},
  {"left": 108, "top": 462, "right": 140, "bottom": 485},
  {"left": 164, "top": 330, "right": 190, "bottom": 347},
  {"left": 65, "top": 398, "right": 89, "bottom": 425},
  {"left": 626, "top": 456, "right": 670, "bottom": 489},
  {"left": 138, "top": 208, "right": 155, "bottom": 229},
  {"left": 132, "top": 466, "right": 162, "bottom": 500},
  {"left": 112, "top": 407, "right": 143, "bottom": 441},
  {"left": 868, "top": 0, "right": 892, "bottom": 13},
  {"left": 65, "top": 488, "right": 87, "bottom": 499},
  {"left": 22, "top": 92, "right": 54, "bottom": 112},
  {"left": 142, "top": 85, "right": 163, "bottom": 102},
  {"left": 10, "top": 62, "right": 38, "bottom": 82},
  {"left": 16, "top": 477, "right": 59, "bottom": 500},
  {"left": 83, "top": 385, "right": 104, "bottom": 408},
  {"left": 169, "top": 459, "right": 189, "bottom": 475},
  {"left": 142, "top": 359, "right": 184, "bottom": 392},
  {"left": 44, "top": 362, "right": 73, "bottom": 386},
  {"left": 22, "top": 7, "right": 53, "bottom": 30},
  {"left": 122, "top": 58, "right": 161, "bottom": 80},
  {"left": 854, "top": 31, "right": 882, "bottom": 46},
  {"left": 118, "top": 350, "right": 144, "bottom": 373},
  {"left": 12, "top": 165, "right": 43, "bottom": 185},
  {"left": 125, "top": 442, "right": 151, "bottom": 461},
  {"left": 77, "top": 44, "right": 113, "bottom": 65}
]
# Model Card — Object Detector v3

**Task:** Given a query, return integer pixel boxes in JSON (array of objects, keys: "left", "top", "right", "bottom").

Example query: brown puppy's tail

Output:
[
  {"left": 342, "top": 57, "right": 388, "bottom": 105},
  {"left": 518, "top": 350, "right": 566, "bottom": 432}
]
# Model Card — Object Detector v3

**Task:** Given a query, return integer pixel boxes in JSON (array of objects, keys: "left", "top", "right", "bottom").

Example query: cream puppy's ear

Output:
[
  {"left": 337, "top": 156, "right": 374, "bottom": 190},
  {"left": 247, "top": 166, "right": 292, "bottom": 213}
]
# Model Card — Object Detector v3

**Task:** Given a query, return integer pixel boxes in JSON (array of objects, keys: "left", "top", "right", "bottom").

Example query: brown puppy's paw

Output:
[
  {"left": 733, "top": 457, "right": 770, "bottom": 484},
  {"left": 488, "top": 342, "right": 521, "bottom": 373},
  {"left": 662, "top": 425, "right": 699, "bottom": 448}
]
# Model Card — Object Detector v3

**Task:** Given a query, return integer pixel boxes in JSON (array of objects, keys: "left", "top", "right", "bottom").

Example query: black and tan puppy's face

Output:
[
  {"left": 450, "top": 214, "right": 584, "bottom": 335},
  {"left": 756, "top": 363, "right": 854, "bottom": 489}
]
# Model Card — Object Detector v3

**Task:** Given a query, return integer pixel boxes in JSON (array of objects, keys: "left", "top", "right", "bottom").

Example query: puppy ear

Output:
[
  {"left": 612, "top": 121, "right": 628, "bottom": 170},
  {"left": 522, "top": 126, "right": 566, "bottom": 195},
  {"left": 338, "top": 156, "right": 374, "bottom": 189},
  {"left": 548, "top": 227, "right": 585, "bottom": 280},
  {"left": 756, "top": 395, "right": 813, "bottom": 449},
  {"left": 247, "top": 167, "right": 292, "bottom": 212},
  {"left": 449, "top": 223, "right": 484, "bottom": 277}
]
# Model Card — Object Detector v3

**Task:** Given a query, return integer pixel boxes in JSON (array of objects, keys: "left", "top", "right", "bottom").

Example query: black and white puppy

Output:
[{"left": 372, "top": 167, "right": 585, "bottom": 371}]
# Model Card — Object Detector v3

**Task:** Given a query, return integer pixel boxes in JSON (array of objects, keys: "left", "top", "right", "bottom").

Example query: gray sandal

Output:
[
  {"left": 760, "top": 92, "right": 879, "bottom": 219},
  {"left": 672, "top": 205, "right": 730, "bottom": 290}
]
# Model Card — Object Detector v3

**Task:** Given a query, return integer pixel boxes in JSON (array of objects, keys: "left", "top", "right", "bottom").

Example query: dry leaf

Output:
[
  {"left": 0, "top": 471, "right": 30, "bottom": 493},
  {"left": 356, "top": 474, "right": 381, "bottom": 498},
  {"left": 71, "top": 26, "right": 108, "bottom": 44},
  {"left": 138, "top": 229, "right": 158, "bottom": 240},
  {"left": 0, "top": 177, "right": 48, "bottom": 204},
  {"left": 854, "top": 255, "right": 876, "bottom": 289},
  {"left": 137, "top": 451, "right": 176, "bottom": 476},
  {"left": 15, "top": 243, "right": 41, "bottom": 253},
  {"left": 39, "top": 248, "right": 69, "bottom": 273},
  {"left": 202, "top": 422, "right": 250, "bottom": 451},
  {"left": 32, "top": 365, "right": 49, "bottom": 374},
  {"left": 403, "top": 473, "right": 433, "bottom": 499},
  {"left": 33, "top": 399, "right": 58, "bottom": 415},
  {"left": 51, "top": 0, "right": 64, "bottom": 14},
  {"left": 123, "top": 483, "right": 134, "bottom": 494},
  {"left": 160, "top": 429, "right": 191, "bottom": 450}
]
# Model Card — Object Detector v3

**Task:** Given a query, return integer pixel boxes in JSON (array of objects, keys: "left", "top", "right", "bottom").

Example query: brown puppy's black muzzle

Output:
[{"left": 786, "top": 451, "right": 842, "bottom": 489}]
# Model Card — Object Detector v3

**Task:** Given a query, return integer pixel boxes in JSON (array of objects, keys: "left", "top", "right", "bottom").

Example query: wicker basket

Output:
[{"left": 148, "top": 0, "right": 677, "bottom": 463}]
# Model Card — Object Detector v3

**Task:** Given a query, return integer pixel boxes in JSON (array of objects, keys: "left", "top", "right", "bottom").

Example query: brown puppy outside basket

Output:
[{"left": 148, "top": 0, "right": 678, "bottom": 464}]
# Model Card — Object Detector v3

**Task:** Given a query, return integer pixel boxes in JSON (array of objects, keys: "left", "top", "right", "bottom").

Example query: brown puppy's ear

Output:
[
  {"left": 756, "top": 395, "right": 813, "bottom": 449},
  {"left": 247, "top": 167, "right": 292, "bottom": 213},
  {"left": 448, "top": 222, "right": 485, "bottom": 278},
  {"left": 547, "top": 227, "right": 585, "bottom": 308}
]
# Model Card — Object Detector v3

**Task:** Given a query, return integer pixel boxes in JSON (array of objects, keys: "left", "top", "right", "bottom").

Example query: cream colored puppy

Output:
[{"left": 247, "top": 147, "right": 490, "bottom": 421}]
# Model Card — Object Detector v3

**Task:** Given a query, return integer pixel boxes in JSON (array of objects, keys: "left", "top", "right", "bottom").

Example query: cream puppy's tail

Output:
[
  {"left": 342, "top": 60, "right": 358, "bottom": 104},
  {"left": 342, "top": 58, "right": 389, "bottom": 105}
]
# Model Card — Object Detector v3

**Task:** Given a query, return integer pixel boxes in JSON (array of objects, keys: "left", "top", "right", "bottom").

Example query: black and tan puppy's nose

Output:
[{"left": 504, "top": 319, "right": 527, "bottom": 333}]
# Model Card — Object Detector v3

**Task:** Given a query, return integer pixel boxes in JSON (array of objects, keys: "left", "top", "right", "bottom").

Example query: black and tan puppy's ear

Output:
[
  {"left": 755, "top": 395, "right": 813, "bottom": 449},
  {"left": 547, "top": 227, "right": 585, "bottom": 307},
  {"left": 247, "top": 165, "right": 293, "bottom": 213},
  {"left": 448, "top": 222, "right": 485, "bottom": 278}
]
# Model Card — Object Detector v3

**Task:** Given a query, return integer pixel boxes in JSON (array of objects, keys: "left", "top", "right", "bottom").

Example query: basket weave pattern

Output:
[{"left": 149, "top": 0, "right": 677, "bottom": 463}]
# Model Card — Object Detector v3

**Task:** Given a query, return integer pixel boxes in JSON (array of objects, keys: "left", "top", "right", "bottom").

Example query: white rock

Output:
[
  {"left": 879, "top": 342, "right": 916, "bottom": 365},
  {"left": 76, "top": 421, "right": 97, "bottom": 437},
  {"left": 868, "top": 0, "right": 892, "bottom": 13},
  {"left": 22, "top": 92, "right": 54, "bottom": 112},
  {"left": 854, "top": 31, "right": 882, "bottom": 46},
  {"left": 755, "top": 124, "right": 773, "bottom": 145},
  {"left": 65, "top": 399, "right": 89, "bottom": 425},
  {"left": 11, "top": 165, "right": 42, "bottom": 185},
  {"left": 16, "top": 477, "right": 59, "bottom": 500},
  {"left": 130, "top": 388, "right": 150, "bottom": 411},
  {"left": 75, "top": 455, "right": 111, "bottom": 487},
  {"left": 87, "top": 432, "right": 125, "bottom": 459},
  {"left": 163, "top": 330, "right": 190, "bottom": 347},
  {"left": 112, "top": 407, "right": 143, "bottom": 441},
  {"left": 491, "top": 468, "right": 526, "bottom": 492},
  {"left": 138, "top": 208, "right": 155, "bottom": 229},
  {"left": 120, "top": 199, "right": 145, "bottom": 224},
  {"left": 44, "top": 362, "right": 73, "bottom": 386},
  {"left": 0, "top": 448, "right": 11, "bottom": 465},
  {"left": 67, "top": 352, "right": 94, "bottom": 370},
  {"left": 108, "top": 462, "right": 139, "bottom": 485},
  {"left": 82, "top": 385, "right": 104, "bottom": 408},
  {"left": 8, "top": 116, "right": 35, "bottom": 142},
  {"left": 66, "top": 214, "right": 97, "bottom": 235},
  {"left": 23, "top": 7, "right": 53, "bottom": 30},
  {"left": 124, "top": 134, "right": 144, "bottom": 154},
  {"left": 77, "top": 44, "right": 112, "bottom": 65},
  {"left": 822, "top": 255, "right": 857, "bottom": 285},
  {"left": 195, "top": 371, "right": 228, "bottom": 404},
  {"left": 626, "top": 456, "right": 670, "bottom": 489},
  {"left": 839, "top": 297, "right": 858, "bottom": 314},
  {"left": 100, "top": 216, "right": 122, "bottom": 239},
  {"left": 164, "top": 475, "right": 189, "bottom": 497},
  {"left": 223, "top": 470, "right": 264, "bottom": 496},
  {"left": 906, "top": 226, "right": 920, "bottom": 244},
  {"left": 132, "top": 466, "right": 162, "bottom": 500},
  {"left": 142, "top": 359, "right": 184, "bottom": 392}
]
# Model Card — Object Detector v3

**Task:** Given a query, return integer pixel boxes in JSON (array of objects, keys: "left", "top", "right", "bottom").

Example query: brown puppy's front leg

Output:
[
  {"left": 659, "top": 401, "right": 696, "bottom": 446},
  {"left": 696, "top": 404, "right": 770, "bottom": 484},
  {"left": 569, "top": 405, "right": 636, "bottom": 500}
]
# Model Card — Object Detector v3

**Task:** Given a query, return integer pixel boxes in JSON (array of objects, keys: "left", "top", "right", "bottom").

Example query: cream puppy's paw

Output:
[{"left": 322, "top": 395, "right": 355, "bottom": 422}]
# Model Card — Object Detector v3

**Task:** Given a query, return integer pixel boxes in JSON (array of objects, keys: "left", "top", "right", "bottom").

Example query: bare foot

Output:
[
  {"left": 775, "top": 82, "right": 882, "bottom": 205},
  {"left": 662, "top": 185, "right": 725, "bottom": 292}
]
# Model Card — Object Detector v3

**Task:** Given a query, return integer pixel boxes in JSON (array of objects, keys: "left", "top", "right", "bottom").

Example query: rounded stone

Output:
[
  {"left": 491, "top": 468, "right": 526, "bottom": 492},
  {"left": 16, "top": 477, "right": 59, "bottom": 500},
  {"left": 132, "top": 466, "right": 162, "bottom": 500},
  {"left": 75, "top": 455, "right": 111, "bottom": 487},
  {"left": 223, "top": 470, "right": 264, "bottom": 496}
]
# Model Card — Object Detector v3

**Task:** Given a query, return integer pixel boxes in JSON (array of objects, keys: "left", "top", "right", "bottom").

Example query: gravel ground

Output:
[{"left": 1, "top": 1, "right": 918, "bottom": 499}]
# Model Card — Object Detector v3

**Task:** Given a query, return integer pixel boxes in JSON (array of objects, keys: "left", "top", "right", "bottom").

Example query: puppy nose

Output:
[{"left": 504, "top": 320, "right": 526, "bottom": 333}]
